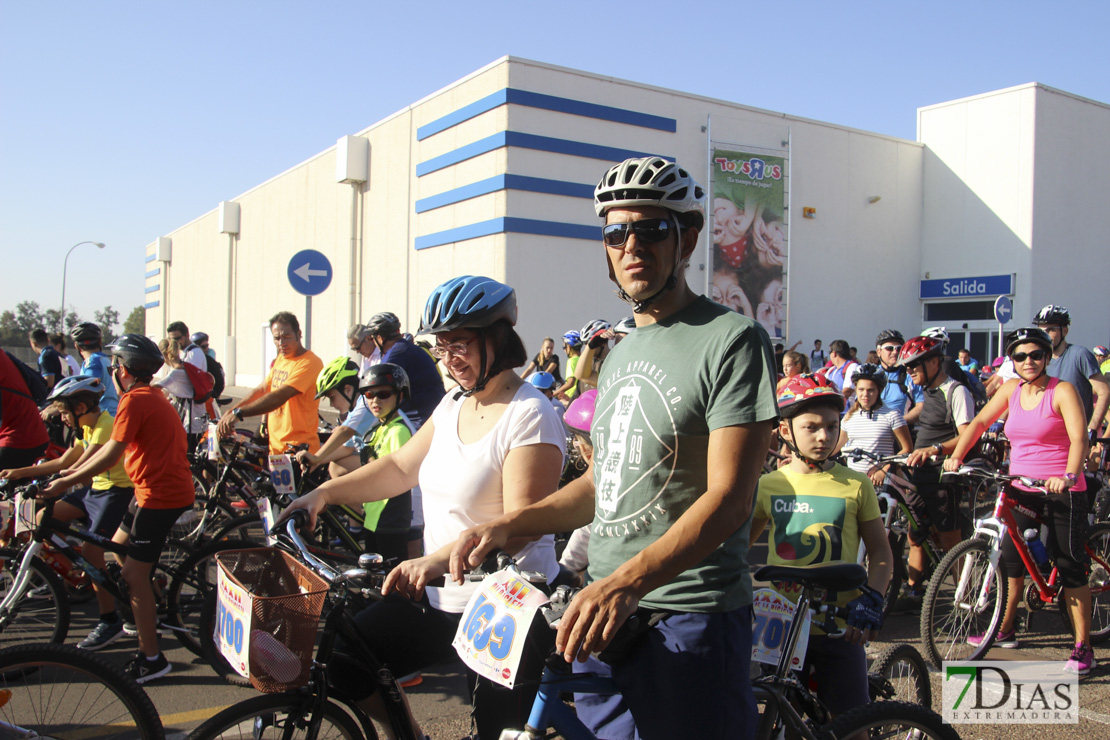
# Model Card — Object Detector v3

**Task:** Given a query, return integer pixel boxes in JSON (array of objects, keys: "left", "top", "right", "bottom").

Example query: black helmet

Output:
[
  {"left": 359, "top": 362, "right": 410, "bottom": 403},
  {"left": 71, "top": 322, "right": 102, "bottom": 349},
  {"left": 875, "top": 329, "right": 904, "bottom": 347},
  {"left": 1033, "top": 304, "right": 1071, "bottom": 327},
  {"left": 1005, "top": 327, "right": 1053, "bottom": 356},
  {"left": 367, "top": 312, "right": 402, "bottom": 339},
  {"left": 850, "top": 363, "right": 888, "bottom": 393},
  {"left": 190, "top": 332, "right": 209, "bottom": 344},
  {"left": 105, "top": 334, "right": 164, "bottom": 379}
]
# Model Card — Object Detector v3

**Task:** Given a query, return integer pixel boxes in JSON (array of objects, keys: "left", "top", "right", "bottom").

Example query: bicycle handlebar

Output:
[{"left": 842, "top": 448, "right": 910, "bottom": 466}]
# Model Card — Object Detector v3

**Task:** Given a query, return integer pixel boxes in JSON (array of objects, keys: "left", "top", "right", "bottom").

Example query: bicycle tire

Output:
[
  {"left": 0, "top": 546, "right": 71, "bottom": 646},
  {"left": 920, "top": 538, "right": 1007, "bottom": 668},
  {"left": 187, "top": 692, "right": 373, "bottom": 740},
  {"left": 164, "top": 537, "right": 255, "bottom": 655},
  {"left": 879, "top": 529, "right": 905, "bottom": 619},
  {"left": 821, "top": 699, "right": 959, "bottom": 739},
  {"left": 1058, "top": 522, "right": 1110, "bottom": 644},
  {"left": 0, "top": 641, "right": 164, "bottom": 739},
  {"left": 869, "top": 643, "right": 932, "bottom": 707},
  {"left": 211, "top": 511, "right": 268, "bottom": 544}
]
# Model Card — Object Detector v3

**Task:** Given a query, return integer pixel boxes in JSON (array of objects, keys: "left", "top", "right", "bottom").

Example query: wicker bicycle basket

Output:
[{"left": 215, "top": 548, "right": 329, "bottom": 692}]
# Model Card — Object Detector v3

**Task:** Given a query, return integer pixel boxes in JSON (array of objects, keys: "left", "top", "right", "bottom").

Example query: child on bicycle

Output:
[
  {"left": 296, "top": 357, "right": 368, "bottom": 479},
  {"left": 38, "top": 333, "right": 195, "bottom": 684},
  {"left": 837, "top": 363, "right": 913, "bottom": 487},
  {"left": 0, "top": 375, "right": 135, "bottom": 651},
  {"left": 751, "top": 374, "right": 892, "bottom": 718},
  {"left": 945, "top": 327, "right": 1094, "bottom": 673}
]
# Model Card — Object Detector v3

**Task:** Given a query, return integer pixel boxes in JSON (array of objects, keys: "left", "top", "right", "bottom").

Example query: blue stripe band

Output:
[
  {"left": 414, "top": 174, "right": 594, "bottom": 213},
  {"left": 144, "top": 285, "right": 160, "bottom": 294},
  {"left": 144, "top": 300, "right": 160, "bottom": 309},
  {"left": 415, "top": 217, "right": 600, "bottom": 250},
  {"left": 144, "top": 254, "right": 157, "bottom": 263},
  {"left": 416, "top": 88, "right": 676, "bottom": 140},
  {"left": 417, "top": 131, "right": 666, "bottom": 176},
  {"left": 145, "top": 268, "right": 161, "bottom": 278}
]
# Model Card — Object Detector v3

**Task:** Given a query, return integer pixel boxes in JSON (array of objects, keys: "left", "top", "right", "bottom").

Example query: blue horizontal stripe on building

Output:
[
  {"left": 414, "top": 217, "right": 600, "bottom": 250},
  {"left": 145, "top": 268, "right": 161, "bottom": 278},
  {"left": 144, "top": 285, "right": 160, "bottom": 294},
  {"left": 414, "top": 174, "right": 594, "bottom": 213},
  {"left": 145, "top": 254, "right": 157, "bottom": 263},
  {"left": 144, "top": 300, "right": 160, "bottom": 309},
  {"left": 417, "top": 88, "right": 676, "bottom": 140},
  {"left": 416, "top": 131, "right": 668, "bottom": 176}
]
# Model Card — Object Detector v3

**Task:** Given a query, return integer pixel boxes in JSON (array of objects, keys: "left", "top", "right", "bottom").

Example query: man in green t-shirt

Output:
[{"left": 451, "top": 156, "right": 778, "bottom": 738}]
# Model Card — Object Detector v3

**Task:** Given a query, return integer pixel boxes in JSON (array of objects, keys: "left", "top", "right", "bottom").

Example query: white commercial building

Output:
[{"left": 144, "top": 57, "right": 1110, "bottom": 386}]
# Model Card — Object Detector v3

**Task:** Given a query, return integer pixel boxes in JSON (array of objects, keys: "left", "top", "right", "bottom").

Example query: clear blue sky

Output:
[{"left": 3, "top": 1, "right": 1108, "bottom": 326}]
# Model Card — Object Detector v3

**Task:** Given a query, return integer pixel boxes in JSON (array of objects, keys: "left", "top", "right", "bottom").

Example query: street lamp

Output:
[{"left": 60, "top": 241, "right": 105, "bottom": 331}]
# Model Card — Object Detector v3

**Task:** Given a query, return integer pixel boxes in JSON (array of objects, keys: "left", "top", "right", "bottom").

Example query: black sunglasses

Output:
[
  {"left": 363, "top": 389, "right": 395, "bottom": 401},
  {"left": 602, "top": 218, "right": 672, "bottom": 247},
  {"left": 905, "top": 360, "right": 924, "bottom": 371},
  {"left": 1011, "top": 350, "right": 1048, "bottom": 363}
]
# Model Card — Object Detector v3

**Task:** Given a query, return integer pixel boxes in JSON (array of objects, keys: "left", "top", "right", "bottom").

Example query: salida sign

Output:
[{"left": 920, "top": 274, "right": 1014, "bottom": 299}]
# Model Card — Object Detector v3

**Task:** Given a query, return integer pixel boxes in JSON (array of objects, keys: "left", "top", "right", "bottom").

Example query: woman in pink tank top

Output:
[{"left": 945, "top": 327, "right": 1094, "bottom": 674}]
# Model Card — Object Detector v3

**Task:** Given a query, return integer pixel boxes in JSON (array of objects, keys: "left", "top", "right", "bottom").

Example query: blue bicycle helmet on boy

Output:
[{"left": 419, "top": 275, "right": 517, "bottom": 334}]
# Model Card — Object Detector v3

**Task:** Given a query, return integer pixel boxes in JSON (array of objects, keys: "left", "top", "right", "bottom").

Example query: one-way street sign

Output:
[{"left": 287, "top": 249, "right": 333, "bottom": 296}]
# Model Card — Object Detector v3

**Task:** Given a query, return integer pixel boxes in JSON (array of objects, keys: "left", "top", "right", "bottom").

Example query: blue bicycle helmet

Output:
[
  {"left": 419, "top": 275, "right": 517, "bottom": 334},
  {"left": 562, "top": 331, "right": 582, "bottom": 349},
  {"left": 529, "top": 372, "right": 556, "bottom": 392}
]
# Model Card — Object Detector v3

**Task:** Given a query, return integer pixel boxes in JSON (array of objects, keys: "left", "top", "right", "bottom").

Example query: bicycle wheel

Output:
[
  {"left": 869, "top": 643, "right": 932, "bottom": 707},
  {"left": 0, "top": 547, "right": 71, "bottom": 645},
  {"left": 1058, "top": 522, "right": 1110, "bottom": 644},
  {"left": 821, "top": 699, "right": 959, "bottom": 739},
  {"left": 187, "top": 693, "right": 372, "bottom": 739},
  {"left": 211, "top": 511, "right": 269, "bottom": 544},
  {"left": 0, "top": 641, "right": 164, "bottom": 739},
  {"left": 920, "top": 538, "right": 1007, "bottom": 668},
  {"left": 164, "top": 538, "right": 255, "bottom": 655}
]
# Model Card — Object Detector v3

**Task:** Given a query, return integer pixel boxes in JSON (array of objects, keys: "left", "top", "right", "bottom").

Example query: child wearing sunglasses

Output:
[{"left": 945, "top": 327, "right": 1094, "bottom": 674}]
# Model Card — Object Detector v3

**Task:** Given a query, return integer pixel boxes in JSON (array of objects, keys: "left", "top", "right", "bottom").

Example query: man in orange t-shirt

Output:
[
  {"left": 218, "top": 311, "right": 324, "bottom": 454},
  {"left": 40, "top": 333, "right": 194, "bottom": 684}
]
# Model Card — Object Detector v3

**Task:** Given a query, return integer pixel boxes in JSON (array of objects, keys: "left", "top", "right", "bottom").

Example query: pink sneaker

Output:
[
  {"left": 1065, "top": 642, "right": 1096, "bottom": 675},
  {"left": 967, "top": 628, "right": 1018, "bottom": 648}
]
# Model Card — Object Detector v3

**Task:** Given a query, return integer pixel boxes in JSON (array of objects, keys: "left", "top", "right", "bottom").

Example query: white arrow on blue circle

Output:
[{"left": 293, "top": 263, "right": 328, "bottom": 282}]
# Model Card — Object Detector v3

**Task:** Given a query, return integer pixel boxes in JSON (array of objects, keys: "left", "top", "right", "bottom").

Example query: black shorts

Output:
[
  {"left": 1001, "top": 487, "right": 1090, "bottom": 588},
  {"left": 904, "top": 463, "right": 959, "bottom": 533},
  {"left": 119, "top": 501, "right": 190, "bottom": 563},
  {"left": 0, "top": 443, "right": 47, "bottom": 470},
  {"left": 60, "top": 485, "right": 133, "bottom": 540}
]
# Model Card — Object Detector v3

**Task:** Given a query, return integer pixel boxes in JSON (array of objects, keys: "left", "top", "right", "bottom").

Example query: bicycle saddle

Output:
[{"left": 754, "top": 562, "right": 868, "bottom": 593}]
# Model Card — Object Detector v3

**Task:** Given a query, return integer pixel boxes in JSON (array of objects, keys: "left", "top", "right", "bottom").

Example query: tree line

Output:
[{"left": 0, "top": 301, "right": 145, "bottom": 347}]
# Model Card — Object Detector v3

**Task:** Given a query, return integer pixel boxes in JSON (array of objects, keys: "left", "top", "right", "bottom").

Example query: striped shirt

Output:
[{"left": 842, "top": 405, "right": 906, "bottom": 473}]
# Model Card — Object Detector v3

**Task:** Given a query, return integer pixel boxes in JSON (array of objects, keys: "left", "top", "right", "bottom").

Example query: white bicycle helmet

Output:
[
  {"left": 594, "top": 157, "right": 706, "bottom": 223},
  {"left": 921, "top": 326, "right": 950, "bottom": 346},
  {"left": 613, "top": 317, "right": 636, "bottom": 335}
]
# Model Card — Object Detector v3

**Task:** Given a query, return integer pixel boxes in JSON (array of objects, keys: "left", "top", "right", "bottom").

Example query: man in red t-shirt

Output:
[
  {"left": 0, "top": 350, "right": 49, "bottom": 468},
  {"left": 40, "top": 333, "right": 193, "bottom": 684}
]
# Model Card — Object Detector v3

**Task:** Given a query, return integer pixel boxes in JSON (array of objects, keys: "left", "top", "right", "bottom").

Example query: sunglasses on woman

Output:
[
  {"left": 1011, "top": 350, "right": 1048, "bottom": 363},
  {"left": 363, "top": 389, "right": 395, "bottom": 401},
  {"left": 601, "top": 218, "right": 673, "bottom": 247}
]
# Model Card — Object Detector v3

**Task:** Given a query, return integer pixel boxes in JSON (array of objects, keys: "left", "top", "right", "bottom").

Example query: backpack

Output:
[
  {"left": 181, "top": 361, "right": 215, "bottom": 404},
  {"left": 946, "top": 359, "right": 988, "bottom": 412},
  {"left": 1, "top": 350, "right": 49, "bottom": 406},
  {"left": 204, "top": 354, "right": 225, "bottom": 399}
]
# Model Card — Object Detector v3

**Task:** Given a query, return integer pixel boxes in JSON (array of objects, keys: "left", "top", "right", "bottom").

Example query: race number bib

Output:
[
  {"left": 268, "top": 454, "right": 296, "bottom": 495},
  {"left": 207, "top": 423, "right": 219, "bottom": 461},
  {"left": 452, "top": 569, "right": 548, "bottom": 688},
  {"left": 14, "top": 490, "right": 35, "bottom": 535},
  {"left": 258, "top": 498, "right": 279, "bottom": 547},
  {"left": 215, "top": 565, "right": 254, "bottom": 678},
  {"left": 751, "top": 588, "right": 810, "bottom": 668}
]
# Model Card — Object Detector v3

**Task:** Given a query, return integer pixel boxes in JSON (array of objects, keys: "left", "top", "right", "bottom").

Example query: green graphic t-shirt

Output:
[
  {"left": 587, "top": 296, "right": 779, "bottom": 612},
  {"left": 753, "top": 463, "right": 881, "bottom": 631}
]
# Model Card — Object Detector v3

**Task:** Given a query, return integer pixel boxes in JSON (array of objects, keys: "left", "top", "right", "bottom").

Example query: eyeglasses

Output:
[
  {"left": 362, "top": 389, "right": 395, "bottom": 401},
  {"left": 601, "top": 218, "right": 673, "bottom": 247},
  {"left": 879, "top": 344, "right": 902, "bottom": 353},
  {"left": 431, "top": 336, "right": 477, "bottom": 359},
  {"left": 1011, "top": 350, "right": 1048, "bottom": 363}
]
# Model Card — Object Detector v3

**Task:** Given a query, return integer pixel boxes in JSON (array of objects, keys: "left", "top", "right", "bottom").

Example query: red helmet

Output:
[
  {"left": 777, "top": 373, "right": 843, "bottom": 416},
  {"left": 897, "top": 336, "right": 944, "bottom": 367}
]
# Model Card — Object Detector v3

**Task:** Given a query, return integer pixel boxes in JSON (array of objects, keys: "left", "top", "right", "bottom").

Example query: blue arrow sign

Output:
[
  {"left": 287, "top": 249, "right": 332, "bottom": 296},
  {"left": 994, "top": 295, "right": 1013, "bottom": 325}
]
